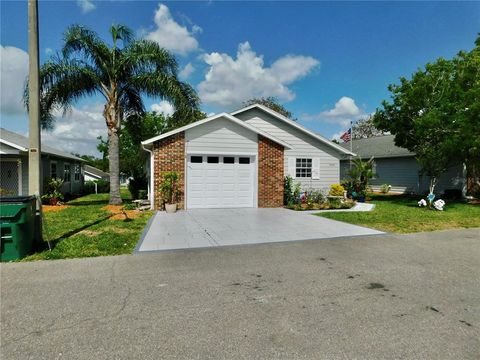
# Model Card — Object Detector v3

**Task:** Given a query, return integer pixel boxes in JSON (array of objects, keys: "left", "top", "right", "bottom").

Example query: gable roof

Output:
[
  {"left": 141, "top": 112, "right": 292, "bottom": 149},
  {"left": 230, "top": 104, "right": 355, "bottom": 156},
  {"left": 0, "top": 128, "right": 84, "bottom": 161},
  {"left": 84, "top": 165, "right": 109, "bottom": 179},
  {"left": 339, "top": 135, "right": 414, "bottom": 159}
]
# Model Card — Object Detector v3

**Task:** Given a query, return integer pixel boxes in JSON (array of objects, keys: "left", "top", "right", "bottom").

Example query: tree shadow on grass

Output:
[
  {"left": 67, "top": 200, "right": 110, "bottom": 206},
  {"left": 38, "top": 214, "right": 114, "bottom": 251}
]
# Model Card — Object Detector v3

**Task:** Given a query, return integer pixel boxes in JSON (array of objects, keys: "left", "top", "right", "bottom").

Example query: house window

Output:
[
  {"left": 50, "top": 162, "right": 57, "bottom": 179},
  {"left": 191, "top": 156, "right": 203, "bottom": 163},
  {"left": 372, "top": 162, "right": 377, "bottom": 179},
  {"left": 223, "top": 157, "right": 235, "bottom": 164},
  {"left": 239, "top": 157, "right": 250, "bottom": 164},
  {"left": 207, "top": 156, "right": 219, "bottom": 163},
  {"left": 296, "top": 158, "right": 312, "bottom": 178},
  {"left": 64, "top": 163, "right": 71, "bottom": 182},
  {"left": 74, "top": 164, "right": 81, "bottom": 182}
]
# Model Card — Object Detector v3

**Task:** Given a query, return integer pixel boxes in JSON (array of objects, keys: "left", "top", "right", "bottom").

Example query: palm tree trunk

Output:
[
  {"left": 108, "top": 127, "right": 122, "bottom": 205},
  {"left": 104, "top": 95, "right": 122, "bottom": 205}
]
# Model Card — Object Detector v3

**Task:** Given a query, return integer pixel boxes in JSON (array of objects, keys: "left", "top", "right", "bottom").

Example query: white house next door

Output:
[{"left": 187, "top": 155, "right": 255, "bottom": 209}]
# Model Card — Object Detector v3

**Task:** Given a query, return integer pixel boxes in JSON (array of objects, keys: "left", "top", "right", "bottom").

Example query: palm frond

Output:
[{"left": 62, "top": 25, "right": 111, "bottom": 79}]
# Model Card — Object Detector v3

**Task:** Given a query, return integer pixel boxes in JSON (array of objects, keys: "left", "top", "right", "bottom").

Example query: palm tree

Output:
[{"left": 30, "top": 24, "right": 199, "bottom": 204}]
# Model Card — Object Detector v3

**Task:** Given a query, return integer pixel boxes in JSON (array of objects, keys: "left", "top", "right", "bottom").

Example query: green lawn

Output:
[
  {"left": 23, "top": 190, "right": 152, "bottom": 261},
  {"left": 317, "top": 194, "right": 480, "bottom": 233}
]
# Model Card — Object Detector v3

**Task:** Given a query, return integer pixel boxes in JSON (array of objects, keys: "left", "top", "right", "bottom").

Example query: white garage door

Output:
[{"left": 187, "top": 155, "right": 255, "bottom": 209}]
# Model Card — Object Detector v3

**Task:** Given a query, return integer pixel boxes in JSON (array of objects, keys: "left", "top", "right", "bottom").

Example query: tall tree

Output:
[
  {"left": 352, "top": 116, "right": 385, "bottom": 139},
  {"left": 373, "top": 36, "right": 480, "bottom": 194},
  {"left": 243, "top": 97, "right": 295, "bottom": 120},
  {"left": 28, "top": 24, "right": 199, "bottom": 204}
]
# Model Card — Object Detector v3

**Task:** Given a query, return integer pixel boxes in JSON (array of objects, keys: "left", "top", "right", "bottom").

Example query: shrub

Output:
[
  {"left": 329, "top": 184, "right": 345, "bottom": 197},
  {"left": 128, "top": 176, "right": 147, "bottom": 200},
  {"left": 138, "top": 189, "right": 147, "bottom": 200},
  {"left": 82, "top": 181, "right": 96, "bottom": 194},
  {"left": 284, "top": 175, "right": 295, "bottom": 205},
  {"left": 82, "top": 179, "right": 110, "bottom": 194},
  {"left": 346, "top": 157, "right": 375, "bottom": 197},
  {"left": 96, "top": 179, "right": 110, "bottom": 193}
]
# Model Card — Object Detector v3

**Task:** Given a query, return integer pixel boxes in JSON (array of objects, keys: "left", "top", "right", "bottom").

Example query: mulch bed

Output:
[
  {"left": 102, "top": 205, "right": 140, "bottom": 220},
  {"left": 42, "top": 205, "right": 70, "bottom": 212}
]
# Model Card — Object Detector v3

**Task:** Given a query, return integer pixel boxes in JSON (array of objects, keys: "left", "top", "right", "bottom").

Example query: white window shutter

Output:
[
  {"left": 312, "top": 158, "right": 320, "bottom": 179},
  {"left": 288, "top": 157, "right": 296, "bottom": 178}
]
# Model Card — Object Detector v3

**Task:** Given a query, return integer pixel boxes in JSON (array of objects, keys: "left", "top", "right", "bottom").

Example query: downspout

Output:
[{"left": 141, "top": 143, "right": 154, "bottom": 210}]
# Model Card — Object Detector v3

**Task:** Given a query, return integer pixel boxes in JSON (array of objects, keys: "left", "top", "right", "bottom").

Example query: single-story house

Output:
[
  {"left": 141, "top": 104, "right": 354, "bottom": 210},
  {"left": 339, "top": 135, "right": 467, "bottom": 195},
  {"left": 84, "top": 165, "right": 109, "bottom": 182},
  {"left": 0, "top": 128, "right": 84, "bottom": 196}
]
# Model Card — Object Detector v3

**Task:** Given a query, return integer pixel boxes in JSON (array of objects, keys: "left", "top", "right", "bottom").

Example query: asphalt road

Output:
[{"left": 1, "top": 228, "right": 479, "bottom": 359}]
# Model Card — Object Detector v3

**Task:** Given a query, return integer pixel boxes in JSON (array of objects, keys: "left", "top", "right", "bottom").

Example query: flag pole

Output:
[{"left": 349, "top": 121, "right": 353, "bottom": 169}]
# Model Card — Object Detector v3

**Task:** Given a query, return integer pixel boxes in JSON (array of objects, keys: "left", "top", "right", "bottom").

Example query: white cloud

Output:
[
  {"left": 45, "top": 47, "right": 53, "bottom": 55},
  {"left": 179, "top": 62, "right": 195, "bottom": 79},
  {"left": 41, "top": 103, "right": 106, "bottom": 156},
  {"left": 303, "top": 96, "right": 366, "bottom": 127},
  {"left": 0, "top": 45, "right": 28, "bottom": 115},
  {"left": 150, "top": 100, "right": 174, "bottom": 116},
  {"left": 198, "top": 42, "right": 319, "bottom": 108},
  {"left": 77, "top": 0, "right": 96, "bottom": 14},
  {"left": 145, "top": 4, "right": 199, "bottom": 56}
]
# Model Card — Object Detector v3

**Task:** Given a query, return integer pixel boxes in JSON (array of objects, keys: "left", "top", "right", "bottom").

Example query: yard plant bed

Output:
[
  {"left": 286, "top": 199, "right": 355, "bottom": 211},
  {"left": 317, "top": 194, "right": 480, "bottom": 233},
  {"left": 22, "top": 191, "right": 152, "bottom": 261}
]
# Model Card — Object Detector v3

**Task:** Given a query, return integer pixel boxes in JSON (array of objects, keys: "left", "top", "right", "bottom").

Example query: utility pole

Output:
[{"left": 28, "top": 0, "right": 41, "bottom": 197}]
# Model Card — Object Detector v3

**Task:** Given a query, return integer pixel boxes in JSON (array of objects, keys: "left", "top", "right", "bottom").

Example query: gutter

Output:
[{"left": 141, "top": 142, "right": 154, "bottom": 210}]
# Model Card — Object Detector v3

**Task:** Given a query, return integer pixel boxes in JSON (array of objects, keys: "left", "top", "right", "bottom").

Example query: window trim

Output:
[
  {"left": 50, "top": 161, "right": 58, "bottom": 179},
  {"left": 73, "top": 163, "right": 81, "bottom": 182},
  {"left": 295, "top": 158, "right": 312, "bottom": 178},
  {"left": 64, "top": 163, "right": 71, "bottom": 182}
]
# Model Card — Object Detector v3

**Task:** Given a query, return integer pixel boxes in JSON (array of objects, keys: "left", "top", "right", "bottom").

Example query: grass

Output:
[
  {"left": 23, "top": 189, "right": 152, "bottom": 261},
  {"left": 317, "top": 194, "right": 480, "bottom": 233}
]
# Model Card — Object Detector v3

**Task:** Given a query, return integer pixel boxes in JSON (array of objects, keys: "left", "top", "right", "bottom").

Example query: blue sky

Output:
[{"left": 1, "top": 0, "right": 478, "bottom": 156}]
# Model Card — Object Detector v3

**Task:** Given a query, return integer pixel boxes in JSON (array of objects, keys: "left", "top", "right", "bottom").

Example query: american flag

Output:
[{"left": 340, "top": 128, "right": 351, "bottom": 143}]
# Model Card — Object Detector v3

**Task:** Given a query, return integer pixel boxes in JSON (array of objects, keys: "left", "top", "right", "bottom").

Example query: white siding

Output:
[
  {"left": 185, "top": 117, "right": 258, "bottom": 154},
  {"left": 234, "top": 108, "right": 341, "bottom": 191}
]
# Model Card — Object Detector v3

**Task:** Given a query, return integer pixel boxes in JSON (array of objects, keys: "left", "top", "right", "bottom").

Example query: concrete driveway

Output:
[
  {"left": 137, "top": 208, "right": 383, "bottom": 252},
  {"left": 1, "top": 228, "right": 479, "bottom": 359}
]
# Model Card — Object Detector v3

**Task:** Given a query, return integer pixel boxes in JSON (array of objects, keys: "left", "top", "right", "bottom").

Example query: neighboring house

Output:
[
  {"left": 339, "top": 135, "right": 467, "bottom": 195},
  {"left": 141, "top": 104, "right": 354, "bottom": 210},
  {"left": 84, "top": 165, "right": 109, "bottom": 182},
  {"left": 0, "top": 128, "right": 84, "bottom": 196}
]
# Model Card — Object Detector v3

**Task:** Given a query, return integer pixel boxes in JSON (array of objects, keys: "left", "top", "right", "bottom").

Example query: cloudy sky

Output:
[{"left": 1, "top": 1, "right": 478, "bottom": 156}]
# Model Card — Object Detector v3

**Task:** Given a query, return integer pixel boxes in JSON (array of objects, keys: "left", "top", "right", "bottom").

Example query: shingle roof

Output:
[
  {"left": 84, "top": 165, "right": 109, "bottom": 179},
  {"left": 339, "top": 135, "right": 414, "bottom": 159},
  {"left": 0, "top": 127, "right": 84, "bottom": 161}
]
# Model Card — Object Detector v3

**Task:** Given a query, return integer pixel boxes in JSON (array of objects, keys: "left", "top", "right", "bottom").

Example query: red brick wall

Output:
[
  {"left": 258, "top": 135, "right": 284, "bottom": 207},
  {"left": 153, "top": 132, "right": 185, "bottom": 210}
]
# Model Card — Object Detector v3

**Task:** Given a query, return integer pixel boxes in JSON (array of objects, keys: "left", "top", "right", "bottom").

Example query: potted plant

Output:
[
  {"left": 42, "top": 178, "right": 64, "bottom": 205},
  {"left": 159, "top": 171, "right": 180, "bottom": 213}
]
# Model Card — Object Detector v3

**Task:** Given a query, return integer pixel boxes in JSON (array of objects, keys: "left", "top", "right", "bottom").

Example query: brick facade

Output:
[
  {"left": 258, "top": 135, "right": 284, "bottom": 207},
  {"left": 153, "top": 132, "right": 185, "bottom": 210}
]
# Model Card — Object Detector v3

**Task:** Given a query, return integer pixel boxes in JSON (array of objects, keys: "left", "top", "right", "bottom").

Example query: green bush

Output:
[
  {"left": 138, "top": 189, "right": 147, "bottom": 200},
  {"left": 82, "top": 179, "right": 110, "bottom": 194},
  {"left": 128, "top": 176, "right": 147, "bottom": 200},
  {"left": 82, "top": 181, "right": 96, "bottom": 194},
  {"left": 284, "top": 176, "right": 295, "bottom": 205},
  {"left": 329, "top": 184, "right": 345, "bottom": 197},
  {"left": 96, "top": 179, "right": 110, "bottom": 193}
]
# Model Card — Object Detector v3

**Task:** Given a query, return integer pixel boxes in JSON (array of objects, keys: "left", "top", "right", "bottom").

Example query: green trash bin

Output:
[{"left": 0, "top": 196, "right": 37, "bottom": 261}]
